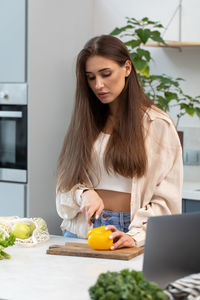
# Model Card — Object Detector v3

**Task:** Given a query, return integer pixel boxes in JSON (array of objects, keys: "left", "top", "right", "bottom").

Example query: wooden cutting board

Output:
[{"left": 46, "top": 242, "right": 144, "bottom": 260}]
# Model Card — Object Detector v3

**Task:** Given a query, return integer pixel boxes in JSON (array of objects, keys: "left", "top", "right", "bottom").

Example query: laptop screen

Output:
[{"left": 143, "top": 212, "right": 200, "bottom": 288}]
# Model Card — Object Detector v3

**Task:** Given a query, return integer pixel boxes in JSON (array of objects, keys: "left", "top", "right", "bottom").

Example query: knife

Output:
[{"left": 90, "top": 212, "right": 96, "bottom": 224}]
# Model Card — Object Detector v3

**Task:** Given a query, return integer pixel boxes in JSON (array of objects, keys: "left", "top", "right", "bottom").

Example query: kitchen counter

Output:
[
  {"left": 0, "top": 235, "right": 143, "bottom": 300},
  {"left": 183, "top": 181, "right": 200, "bottom": 201}
]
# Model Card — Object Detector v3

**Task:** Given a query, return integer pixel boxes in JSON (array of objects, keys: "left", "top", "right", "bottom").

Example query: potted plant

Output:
[{"left": 110, "top": 17, "right": 200, "bottom": 146}]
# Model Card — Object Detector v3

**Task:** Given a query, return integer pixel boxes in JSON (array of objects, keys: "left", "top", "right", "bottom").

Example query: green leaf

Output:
[
  {"left": 176, "top": 77, "right": 184, "bottom": 81},
  {"left": 133, "top": 57, "right": 147, "bottom": 71},
  {"left": 136, "top": 48, "right": 151, "bottom": 61},
  {"left": 195, "top": 107, "right": 200, "bottom": 118},
  {"left": 191, "top": 98, "right": 200, "bottom": 104},
  {"left": 0, "top": 250, "right": 10, "bottom": 259},
  {"left": 156, "top": 96, "right": 170, "bottom": 111},
  {"left": 0, "top": 233, "right": 16, "bottom": 248},
  {"left": 148, "top": 21, "right": 157, "bottom": 25},
  {"left": 130, "top": 52, "right": 137, "bottom": 61},
  {"left": 110, "top": 25, "right": 133, "bottom": 36},
  {"left": 127, "top": 20, "right": 138, "bottom": 26},
  {"left": 140, "top": 65, "right": 150, "bottom": 77},
  {"left": 164, "top": 91, "right": 178, "bottom": 101},
  {"left": 141, "top": 17, "right": 149, "bottom": 22},
  {"left": 185, "top": 107, "right": 195, "bottom": 116},
  {"left": 135, "top": 28, "right": 151, "bottom": 44},
  {"left": 125, "top": 39, "right": 141, "bottom": 48},
  {"left": 150, "top": 31, "right": 165, "bottom": 43},
  {"left": 180, "top": 104, "right": 195, "bottom": 116},
  {"left": 129, "top": 17, "right": 140, "bottom": 25},
  {"left": 154, "top": 24, "right": 164, "bottom": 28}
]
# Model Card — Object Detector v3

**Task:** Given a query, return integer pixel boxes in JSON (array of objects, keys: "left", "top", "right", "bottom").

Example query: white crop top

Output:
[{"left": 89, "top": 132, "right": 132, "bottom": 193}]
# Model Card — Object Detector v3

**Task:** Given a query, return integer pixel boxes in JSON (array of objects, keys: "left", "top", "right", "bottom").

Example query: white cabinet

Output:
[
  {"left": 0, "top": 0, "right": 26, "bottom": 82},
  {"left": 0, "top": 182, "right": 26, "bottom": 217}
]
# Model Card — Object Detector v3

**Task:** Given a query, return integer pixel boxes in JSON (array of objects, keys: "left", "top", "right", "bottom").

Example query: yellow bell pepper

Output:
[{"left": 88, "top": 226, "right": 113, "bottom": 250}]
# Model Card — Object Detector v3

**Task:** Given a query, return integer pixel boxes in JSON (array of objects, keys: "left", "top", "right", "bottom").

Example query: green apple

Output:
[{"left": 11, "top": 222, "right": 31, "bottom": 239}]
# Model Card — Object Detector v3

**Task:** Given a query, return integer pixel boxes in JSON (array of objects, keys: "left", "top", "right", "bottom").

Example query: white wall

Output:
[
  {"left": 27, "top": 0, "right": 93, "bottom": 234},
  {"left": 94, "top": 0, "right": 200, "bottom": 41},
  {"left": 93, "top": 0, "right": 200, "bottom": 181}
]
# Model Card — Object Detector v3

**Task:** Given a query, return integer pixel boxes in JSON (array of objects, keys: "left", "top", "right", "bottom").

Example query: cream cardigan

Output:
[{"left": 56, "top": 107, "right": 183, "bottom": 247}]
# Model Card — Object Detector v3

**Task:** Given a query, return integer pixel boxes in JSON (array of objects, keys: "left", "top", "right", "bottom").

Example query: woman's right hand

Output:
[{"left": 80, "top": 190, "right": 104, "bottom": 226}]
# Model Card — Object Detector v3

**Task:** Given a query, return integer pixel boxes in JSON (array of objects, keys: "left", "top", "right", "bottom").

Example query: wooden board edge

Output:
[
  {"left": 46, "top": 249, "right": 131, "bottom": 260},
  {"left": 46, "top": 246, "right": 144, "bottom": 261},
  {"left": 48, "top": 242, "right": 144, "bottom": 254}
]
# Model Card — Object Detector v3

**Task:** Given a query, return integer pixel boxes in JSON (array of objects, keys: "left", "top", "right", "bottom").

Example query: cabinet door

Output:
[
  {"left": 0, "top": 0, "right": 26, "bottom": 82},
  {"left": 0, "top": 182, "right": 26, "bottom": 217},
  {"left": 182, "top": 199, "right": 200, "bottom": 213}
]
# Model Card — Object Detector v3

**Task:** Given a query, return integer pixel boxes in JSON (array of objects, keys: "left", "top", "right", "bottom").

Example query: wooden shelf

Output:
[{"left": 145, "top": 41, "right": 200, "bottom": 48}]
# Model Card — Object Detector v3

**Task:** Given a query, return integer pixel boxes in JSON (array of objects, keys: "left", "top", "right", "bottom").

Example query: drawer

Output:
[{"left": 0, "top": 182, "right": 26, "bottom": 217}]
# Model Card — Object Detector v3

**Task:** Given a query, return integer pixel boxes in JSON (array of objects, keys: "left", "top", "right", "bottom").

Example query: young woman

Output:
[{"left": 56, "top": 35, "right": 183, "bottom": 249}]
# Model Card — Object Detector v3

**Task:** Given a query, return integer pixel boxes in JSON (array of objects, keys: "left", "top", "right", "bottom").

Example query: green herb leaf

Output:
[
  {"left": 0, "top": 233, "right": 16, "bottom": 248},
  {"left": 0, "top": 232, "right": 16, "bottom": 260},
  {"left": 89, "top": 269, "right": 167, "bottom": 300},
  {"left": 0, "top": 250, "right": 11, "bottom": 259}
]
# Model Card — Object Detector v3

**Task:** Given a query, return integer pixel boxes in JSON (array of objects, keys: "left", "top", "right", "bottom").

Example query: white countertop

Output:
[
  {"left": 183, "top": 181, "right": 200, "bottom": 200},
  {"left": 0, "top": 235, "right": 143, "bottom": 300}
]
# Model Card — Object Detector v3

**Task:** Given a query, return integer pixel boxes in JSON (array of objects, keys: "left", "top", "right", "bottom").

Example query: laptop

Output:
[{"left": 143, "top": 212, "right": 200, "bottom": 288}]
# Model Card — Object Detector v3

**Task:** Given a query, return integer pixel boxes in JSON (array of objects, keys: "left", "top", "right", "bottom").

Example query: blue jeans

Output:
[
  {"left": 64, "top": 230, "right": 78, "bottom": 238},
  {"left": 93, "top": 210, "right": 131, "bottom": 233},
  {"left": 63, "top": 210, "right": 131, "bottom": 238}
]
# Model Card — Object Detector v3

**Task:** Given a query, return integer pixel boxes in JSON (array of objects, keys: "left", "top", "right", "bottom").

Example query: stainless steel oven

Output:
[{"left": 0, "top": 84, "right": 27, "bottom": 183}]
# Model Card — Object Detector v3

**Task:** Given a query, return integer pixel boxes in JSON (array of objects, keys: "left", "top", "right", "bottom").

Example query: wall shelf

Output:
[{"left": 145, "top": 41, "right": 200, "bottom": 48}]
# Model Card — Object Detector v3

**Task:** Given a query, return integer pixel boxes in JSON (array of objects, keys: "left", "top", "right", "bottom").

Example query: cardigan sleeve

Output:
[
  {"left": 56, "top": 185, "right": 92, "bottom": 237},
  {"left": 56, "top": 188, "right": 84, "bottom": 220},
  {"left": 56, "top": 184, "right": 91, "bottom": 221},
  {"left": 127, "top": 116, "right": 183, "bottom": 247}
]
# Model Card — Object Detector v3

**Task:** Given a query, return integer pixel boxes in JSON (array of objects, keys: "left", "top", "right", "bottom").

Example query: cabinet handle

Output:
[
  {"left": 0, "top": 111, "right": 22, "bottom": 118},
  {"left": 0, "top": 92, "right": 9, "bottom": 99}
]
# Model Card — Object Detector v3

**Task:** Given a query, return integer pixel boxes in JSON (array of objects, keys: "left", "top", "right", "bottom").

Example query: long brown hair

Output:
[{"left": 57, "top": 35, "right": 152, "bottom": 192}]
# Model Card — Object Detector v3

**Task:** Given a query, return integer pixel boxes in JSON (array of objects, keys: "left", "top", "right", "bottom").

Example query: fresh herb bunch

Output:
[
  {"left": 89, "top": 269, "right": 167, "bottom": 300},
  {"left": 0, "top": 232, "right": 16, "bottom": 259}
]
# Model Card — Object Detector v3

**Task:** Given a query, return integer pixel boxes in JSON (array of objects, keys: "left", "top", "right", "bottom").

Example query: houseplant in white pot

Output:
[{"left": 110, "top": 17, "right": 200, "bottom": 146}]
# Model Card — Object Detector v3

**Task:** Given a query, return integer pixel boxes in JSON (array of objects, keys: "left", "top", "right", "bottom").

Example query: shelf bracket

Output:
[{"left": 162, "top": 0, "right": 183, "bottom": 51}]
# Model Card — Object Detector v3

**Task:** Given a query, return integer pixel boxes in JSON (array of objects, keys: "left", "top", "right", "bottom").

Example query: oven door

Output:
[{"left": 0, "top": 105, "right": 27, "bottom": 183}]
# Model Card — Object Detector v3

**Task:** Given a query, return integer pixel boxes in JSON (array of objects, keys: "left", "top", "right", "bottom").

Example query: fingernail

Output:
[
  {"left": 110, "top": 246, "right": 114, "bottom": 250},
  {"left": 95, "top": 215, "right": 99, "bottom": 219},
  {"left": 109, "top": 235, "right": 113, "bottom": 239},
  {"left": 105, "top": 227, "right": 108, "bottom": 230}
]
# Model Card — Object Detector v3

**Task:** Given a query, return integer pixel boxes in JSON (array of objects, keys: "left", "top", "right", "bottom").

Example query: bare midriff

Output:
[{"left": 95, "top": 189, "right": 131, "bottom": 212}]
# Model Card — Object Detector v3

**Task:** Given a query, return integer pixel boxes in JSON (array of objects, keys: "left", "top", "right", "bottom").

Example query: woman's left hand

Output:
[{"left": 105, "top": 225, "right": 136, "bottom": 250}]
